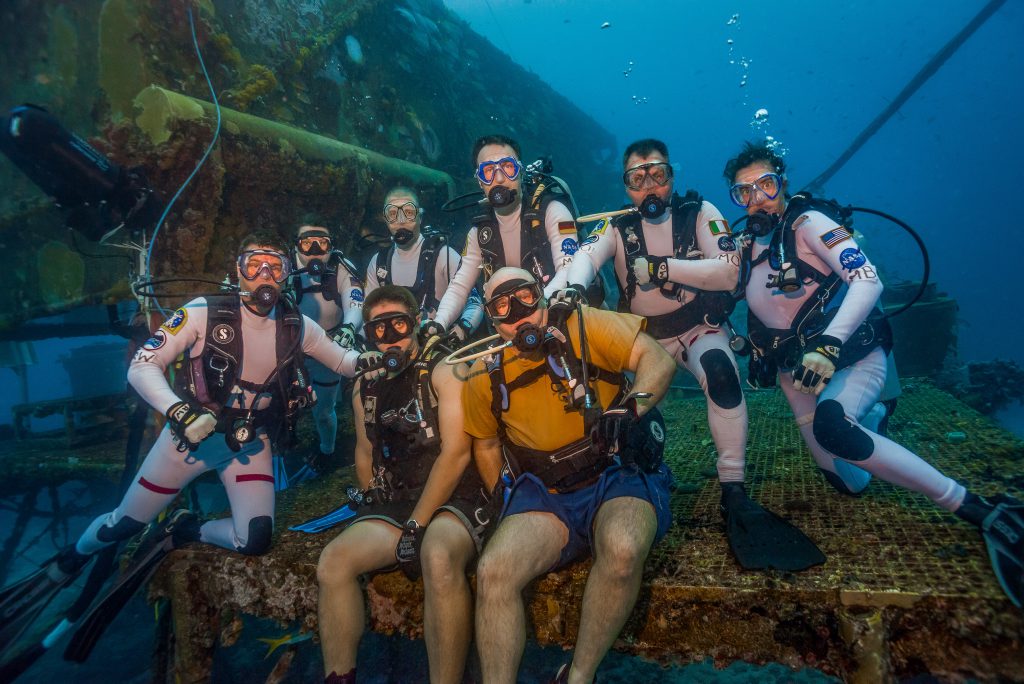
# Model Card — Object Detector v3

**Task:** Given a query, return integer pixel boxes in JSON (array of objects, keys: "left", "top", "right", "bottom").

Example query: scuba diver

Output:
[
  {"left": 725, "top": 140, "right": 1024, "bottom": 607},
  {"left": 462, "top": 267, "right": 676, "bottom": 684},
  {"left": 289, "top": 222, "right": 366, "bottom": 482},
  {"left": 316, "top": 285, "right": 489, "bottom": 684},
  {"left": 0, "top": 231, "right": 368, "bottom": 659},
  {"left": 562, "top": 138, "right": 823, "bottom": 572},
  {"left": 427, "top": 134, "right": 582, "bottom": 339},
  {"left": 365, "top": 185, "right": 484, "bottom": 342}
]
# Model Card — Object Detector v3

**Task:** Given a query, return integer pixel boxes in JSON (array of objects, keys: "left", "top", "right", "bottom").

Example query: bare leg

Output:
[
  {"left": 476, "top": 512, "right": 566, "bottom": 684},
  {"left": 569, "top": 497, "right": 657, "bottom": 684},
  {"left": 420, "top": 512, "right": 477, "bottom": 684},
  {"left": 317, "top": 520, "right": 401, "bottom": 676}
]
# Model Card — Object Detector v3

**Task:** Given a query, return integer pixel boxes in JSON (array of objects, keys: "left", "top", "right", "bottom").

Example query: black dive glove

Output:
[
  {"left": 418, "top": 319, "right": 445, "bottom": 344},
  {"left": 327, "top": 322, "right": 360, "bottom": 350},
  {"left": 396, "top": 519, "right": 424, "bottom": 580},
  {"left": 591, "top": 394, "right": 665, "bottom": 472},
  {"left": 166, "top": 400, "right": 217, "bottom": 452},
  {"left": 355, "top": 351, "right": 386, "bottom": 381},
  {"left": 793, "top": 335, "right": 842, "bottom": 396}
]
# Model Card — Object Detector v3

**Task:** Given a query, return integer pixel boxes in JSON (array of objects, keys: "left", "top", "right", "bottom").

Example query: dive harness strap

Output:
[
  {"left": 614, "top": 190, "right": 734, "bottom": 338},
  {"left": 474, "top": 182, "right": 566, "bottom": 284},
  {"left": 486, "top": 315, "right": 625, "bottom": 492},
  {"left": 375, "top": 235, "right": 446, "bottom": 313}
]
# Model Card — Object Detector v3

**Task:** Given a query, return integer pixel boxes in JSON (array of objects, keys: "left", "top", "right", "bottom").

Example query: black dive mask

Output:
[
  {"left": 638, "top": 193, "right": 667, "bottom": 219},
  {"left": 503, "top": 296, "right": 539, "bottom": 325},
  {"left": 303, "top": 243, "right": 327, "bottom": 256},
  {"left": 747, "top": 210, "right": 779, "bottom": 238},
  {"left": 393, "top": 228, "right": 415, "bottom": 246},
  {"left": 487, "top": 185, "right": 517, "bottom": 209},
  {"left": 367, "top": 312, "right": 416, "bottom": 345},
  {"left": 382, "top": 346, "right": 413, "bottom": 373},
  {"left": 251, "top": 284, "right": 279, "bottom": 309},
  {"left": 512, "top": 323, "right": 544, "bottom": 352}
]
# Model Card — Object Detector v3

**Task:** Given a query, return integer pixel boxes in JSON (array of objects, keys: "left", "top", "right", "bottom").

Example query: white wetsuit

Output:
[
  {"left": 567, "top": 199, "right": 748, "bottom": 483},
  {"left": 433, "top": 199, "right": 577, "bottom": 328},
  {"left": 294, "top": 256, "right": 364, "bottom": 456},
  {"left": 745, "top": 209, "right": 965, "bottom": 509},
  {"left": 76, "top": 297, "right": 361, "bottom": 555},
  {"left": 365, "top": 234, "right": 484, "bottom": 331}
]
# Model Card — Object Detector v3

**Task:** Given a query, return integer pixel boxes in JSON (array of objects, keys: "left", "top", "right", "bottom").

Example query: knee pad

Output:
[
  {"left": 700, "top": 349, "right": 742, "bottom": 410},
  {"left": 97, "top": 515, "right": 146, "bottom": 543},
  {"left": 812, "top": 399, "right": 874, "bottom": 462},
  {"left": 238, "top": 516, "right": 273, "bottom": 556}
]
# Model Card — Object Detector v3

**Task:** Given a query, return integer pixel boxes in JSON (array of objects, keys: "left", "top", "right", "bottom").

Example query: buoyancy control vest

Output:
[
  {"left": 613, "top": 190, "right": 736, "bottom": 339},
  {"left": 474, "top": 181, "right": 573, "bottom": 285},
  {"left": 293, "top": 250, "right": 361, "bottom": 305},
  {"left": 741, "top": 192, "right": 893, "bottom": 380},
  {"left": 172, "top": 294, "right": 314, "bottom": 449},
  {"left": 485, "top": 320, "right": 628, "bottom": 492},
  {"left": 360, "top": 348, "right": 448, "bottom": 500},
  {"left": 373, "top": 234, "right": 447, "bottom": 313}
]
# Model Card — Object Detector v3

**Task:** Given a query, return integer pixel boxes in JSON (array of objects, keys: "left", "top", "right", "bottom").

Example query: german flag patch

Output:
[{"left": 558, "top": 221, "right": 577, "bottom": 236}]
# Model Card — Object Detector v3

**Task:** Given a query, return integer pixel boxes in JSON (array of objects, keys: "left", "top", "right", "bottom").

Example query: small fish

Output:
[
  {"left": 257, "top": 631, "right": 313, "bottom": 658},
  {"left": 600, "top": 21, "right": 611, "bottom": 29}
]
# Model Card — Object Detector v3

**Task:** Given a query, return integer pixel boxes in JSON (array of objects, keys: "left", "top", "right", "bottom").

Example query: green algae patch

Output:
[
  {"left": 99, "top": 0, "right": 150, "bottom": 120},
  {"left": 37, "top": 240, "right": 85, "bottom": 306}
]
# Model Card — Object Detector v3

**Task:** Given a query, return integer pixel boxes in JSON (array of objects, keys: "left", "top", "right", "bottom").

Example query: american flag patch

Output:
[{"left": 820, "top": 227, "right": 851, "bottom": 248}]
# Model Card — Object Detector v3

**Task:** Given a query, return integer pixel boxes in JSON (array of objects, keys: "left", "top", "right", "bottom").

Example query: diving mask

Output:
[
  {"left": 476, "top": 156, "right": 521, "bottom": 185},
  {"left": 367, "top": 312, "right": 416, "bottom": 346},
  {"left": 623, "top": 161, "right": 673, "bottom": 191},
  {"left": 238, "top": 249, "right": 291, "bottom": 283},
  {"left": 383, "top": 201, "right": 421, "bottom": 224},
  {"left": 729, "top": 172, "right": 782, "bottom": 208},
  {"left": 485, "top": 279, "right": 542, "bottom": 323},
  {"left": 296, "top": 232, "right": 332, "bottom": 256}
]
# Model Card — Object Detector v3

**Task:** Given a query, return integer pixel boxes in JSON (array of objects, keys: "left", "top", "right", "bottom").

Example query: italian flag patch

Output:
[{"left": 709, "top": 219, "right": 730, "bottom": 235}]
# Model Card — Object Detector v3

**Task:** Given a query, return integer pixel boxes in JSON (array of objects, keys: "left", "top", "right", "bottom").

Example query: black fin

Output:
[
  {"left": 723, "top": 491, "right": 825, "bottom": 572},
  {"left": 981, "top": 496, "right": 1024, "bottom": 608}
]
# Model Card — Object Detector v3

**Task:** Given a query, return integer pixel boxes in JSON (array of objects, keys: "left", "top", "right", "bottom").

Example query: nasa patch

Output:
[
  {"left": 560, "top": 238, "right": 579, "bottom": 256},
  {"left": 142, "top": 330, "right": 167, "bottom": 350},
  {"left": 161, "top": 308, "right": 188, "bottom": 335},
  {"left": 212, "top": 324, "right": 235, "bottom": 344},
  {"left": 718, "top": 235, "right": 737, "bottom": 252},
  {"left": 839, "top": 247, "right": 866, "bottom": 271},
  {"left": 350, "top": 288, "right": 365, "bottom": 302}
]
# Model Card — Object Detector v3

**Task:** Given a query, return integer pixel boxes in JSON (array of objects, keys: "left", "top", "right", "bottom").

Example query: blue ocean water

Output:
[{"left": 446, "top": 0, "right": 1024, "bottom": 384}]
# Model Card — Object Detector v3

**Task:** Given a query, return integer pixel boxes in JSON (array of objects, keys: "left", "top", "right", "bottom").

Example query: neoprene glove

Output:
[
  {"left": 356, "top": 351, "right": 387, "bottom": 381},
  {"left": 166, "top": 400, "right": 217, "bottom": 451},
  {"left": 793, "top": 335, "right": 842, "bottom": 396},
  {"left": 328, "top": 322, "right": 359, "bottom": 350},
  {"left": 395, "top": 520, "right": 424, "bottom": 580},
  {"left": 631, "top": 256, "right": 669, "bottom": 287}
]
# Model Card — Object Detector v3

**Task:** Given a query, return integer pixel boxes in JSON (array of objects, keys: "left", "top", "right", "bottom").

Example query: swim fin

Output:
[
  {"left": 0, "top": 547, "right": 90, "bottom": 658},
  {"left": 288, "top": 501, "right": 359, "bottom": 534},
  {"left": 720, "top": 483, "right": 826, "bottom": 572},
  {"left": 63, "top": 509, "right": 199, "bottom": 663},
  {"left": 979, "top": 495, "right": 1024, "bottom": 608}
]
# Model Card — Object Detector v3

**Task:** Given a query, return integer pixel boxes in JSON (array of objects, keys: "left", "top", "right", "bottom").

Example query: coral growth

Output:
[{"left": 225, "top": 64, "right": 278, "bottom": 111}]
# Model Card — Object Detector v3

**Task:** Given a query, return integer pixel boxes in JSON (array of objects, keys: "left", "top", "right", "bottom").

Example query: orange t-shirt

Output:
[{"left": 462, "top": 306, "right": 644, "bottom": 452}]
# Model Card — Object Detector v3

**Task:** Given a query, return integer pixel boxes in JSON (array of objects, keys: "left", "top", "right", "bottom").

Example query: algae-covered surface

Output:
[{"left": 133, "top": 382, "right": 1024, "bottom": 682}]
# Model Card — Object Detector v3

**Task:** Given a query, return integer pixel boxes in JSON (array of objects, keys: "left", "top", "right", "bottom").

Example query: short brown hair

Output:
[
  {"left": 363, "top": 285, "right": 419, "bottom": 322},
  {"left": 238, "top": 229, "right": 287, "bottom": 255}
]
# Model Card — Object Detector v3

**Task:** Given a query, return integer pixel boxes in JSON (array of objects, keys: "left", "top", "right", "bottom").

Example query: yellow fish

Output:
[{"left": 256, "top": 631, "right": 312, "bottom": 658}]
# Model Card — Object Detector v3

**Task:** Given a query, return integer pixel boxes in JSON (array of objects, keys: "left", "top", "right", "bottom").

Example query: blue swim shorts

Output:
[{"left": 502, "top": 462, "right": 674, "bottom": 569}]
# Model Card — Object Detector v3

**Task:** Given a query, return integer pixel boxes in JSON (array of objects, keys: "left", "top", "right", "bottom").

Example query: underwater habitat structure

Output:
[{"left": 0, "top": 0, "right": 1022, "bottom": 683}]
